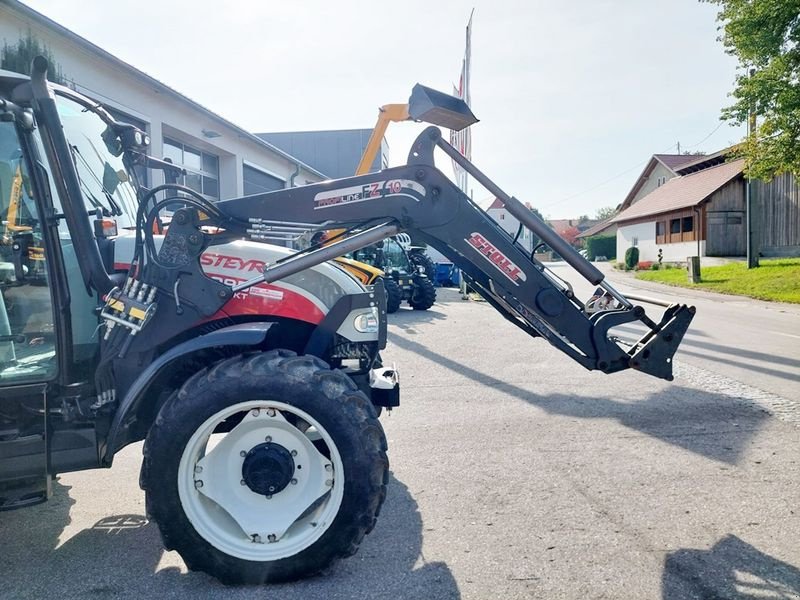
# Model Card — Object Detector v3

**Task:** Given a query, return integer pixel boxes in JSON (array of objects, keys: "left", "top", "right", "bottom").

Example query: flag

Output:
[{"left": 450, "top": 11, "right": 473, "bottom": 194}]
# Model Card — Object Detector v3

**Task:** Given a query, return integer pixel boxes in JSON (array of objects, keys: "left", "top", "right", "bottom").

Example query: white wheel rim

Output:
[{"left": 177, "top": 400, "right": 345, "bottom": 562}]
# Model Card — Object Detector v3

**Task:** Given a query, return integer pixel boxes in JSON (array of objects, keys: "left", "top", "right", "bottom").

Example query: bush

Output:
[
  {"left": 624, "top": 247, "right": 639, "bottom": 270},
  {"left": 638, "top": 261, "right": 653, "bottom": 270},
  {"left": 585, "top": 235, "right": 616, "bottom": 261},
  {"left": 650, "top": 263, "right": 660, "bottom": 270}
]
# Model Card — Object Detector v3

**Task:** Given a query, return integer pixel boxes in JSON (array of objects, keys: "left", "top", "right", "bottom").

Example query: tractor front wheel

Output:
[
  {"left": 381, "top": 276, "right": 402, "bottom": 313},
  {"left": 141, "top": 350, "right": 388, "bottom": 584},
  {"left": 408, "top": 277, "right": 436, "bottom": 310}
]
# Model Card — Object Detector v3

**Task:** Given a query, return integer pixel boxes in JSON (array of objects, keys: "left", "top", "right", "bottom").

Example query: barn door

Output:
[{"left": 706, "top": 211, "right": 746, "bottom": 256}]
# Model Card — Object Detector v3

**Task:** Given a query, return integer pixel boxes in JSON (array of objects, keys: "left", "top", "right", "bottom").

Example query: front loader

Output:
[{"left": 0, "top": 59, "right": 694, "bottom": 585}]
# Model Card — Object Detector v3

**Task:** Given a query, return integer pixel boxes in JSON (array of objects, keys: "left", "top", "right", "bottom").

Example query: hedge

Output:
[{"left": 584, "top": 235, "right": 616, "bottom": 260}]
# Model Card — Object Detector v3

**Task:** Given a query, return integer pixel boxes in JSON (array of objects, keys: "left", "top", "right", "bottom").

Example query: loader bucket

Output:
[{"left": 408, "top": 84, "right": 478, "bottom": 131}]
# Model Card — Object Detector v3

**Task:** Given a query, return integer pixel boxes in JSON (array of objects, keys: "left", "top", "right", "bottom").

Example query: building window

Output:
[
  {"left": 657, "top": 214, "right": 698, "bottom": 244},
  {"left": 656, "top": 176, "right": 667, "bottom": 187},
  {"left": 243, "top": 164, "right": 285, "bottom": 195},
  {"left": 655, "top": 221, "right": 666, "bottom": 245},
  {"left": 163, "top": 138, "right": 219, "bottom": 199}
]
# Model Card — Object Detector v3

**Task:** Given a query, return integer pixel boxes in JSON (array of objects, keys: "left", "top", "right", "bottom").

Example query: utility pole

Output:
[
  {"left": 677, "top": 141, "right": 681, "bottom": 155},
  {"left": 746, "top": 68, "right": 759, "bottom": 269}
]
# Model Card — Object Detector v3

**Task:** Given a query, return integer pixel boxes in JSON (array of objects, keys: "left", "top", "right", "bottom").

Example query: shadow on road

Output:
[
  {"left": 663, "top": 535, "right": 800, "bottom": 599},
  {"left": 389, "top": 333, "right": 769, "bottom": 465},
  {"left": 0, "top": 475, "right": 459, "bottom": 600}
]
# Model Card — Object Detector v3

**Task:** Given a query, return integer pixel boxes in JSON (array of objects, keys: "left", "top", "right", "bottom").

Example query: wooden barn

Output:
[{"left": 610, "top": 151, "right": 800, "bottom": 262}]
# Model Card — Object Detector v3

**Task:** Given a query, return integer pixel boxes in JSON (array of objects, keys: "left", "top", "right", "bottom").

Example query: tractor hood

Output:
[{"left": 113, "top": 231, "right": 366, "bottom": 325}]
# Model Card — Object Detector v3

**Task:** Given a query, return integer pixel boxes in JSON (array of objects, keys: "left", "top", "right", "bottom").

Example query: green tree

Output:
[
  {"left": 1, "top": 30, "right": 67, "bottom": 86},
  {"left": 594, "top": 206, "right": 617, "bottom": 220},
  {"left": 707, "top": 0, "right": 800, "bottom": 179}
]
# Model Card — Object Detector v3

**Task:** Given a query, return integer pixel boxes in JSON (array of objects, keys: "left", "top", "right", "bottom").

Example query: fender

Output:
[{"left": 102, "top": 322, "right": 272, "bottom": 465}]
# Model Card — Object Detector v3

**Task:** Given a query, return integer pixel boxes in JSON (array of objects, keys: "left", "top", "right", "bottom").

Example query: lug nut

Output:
[
  {"left": 291, "top": 478, "right": 298, "bottom": 485},
  {"left": 252, "top": 534, "right": 262, "bottom": 543},
  {"left": 325, "top": 464, "right": 332, "bottom": 472},
  {"left": 266, "top": 494, "right": 272, "bottom": 500},
  {"left": 240, "top": 450, "right": 247, "bottom": 457},
  {"left": 265, "top": 435, "right": 272, "bottom": 443},
  {"left": 195, "top": 480, "right": 204, "bottom": 489},
  {"left": 267, "top": 408, "right": 277, "bottom": 417},
  {"left": 251, "top": 409, "right": 260, "bottom": 417},
  {"left": 194, "top": 466, "right": 203, "bottom": 474},
  {"left": 267, "top": 534, "right": 277, "bottom": 543},
  {"left": 325, "top": 479, "right": 333, "bottom": 487},
  {"left": 240, "top": 479, "right": 246, "bottom": 486},
  {"left": 291, "top": 450, "right": 298, "bottom": 457}
]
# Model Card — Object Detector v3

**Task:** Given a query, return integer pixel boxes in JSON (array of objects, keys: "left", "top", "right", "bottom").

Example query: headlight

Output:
[{"left": 353, "top": 307, "right": 379, "bottom": 333}]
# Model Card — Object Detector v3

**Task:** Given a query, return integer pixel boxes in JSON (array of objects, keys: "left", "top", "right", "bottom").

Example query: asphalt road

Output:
[{"left": 2, "top": 282, "right": 799, "bottom": 599}]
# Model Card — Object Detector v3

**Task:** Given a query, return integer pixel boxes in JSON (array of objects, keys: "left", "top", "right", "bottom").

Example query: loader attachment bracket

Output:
[{"left": 628, "top": 305, "right": 696, "bottom": 381}]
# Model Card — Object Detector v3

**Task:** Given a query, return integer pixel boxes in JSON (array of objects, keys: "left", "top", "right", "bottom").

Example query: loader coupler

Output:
[{"left": 628, "top": 304, "right": 696, "bottom": 381}]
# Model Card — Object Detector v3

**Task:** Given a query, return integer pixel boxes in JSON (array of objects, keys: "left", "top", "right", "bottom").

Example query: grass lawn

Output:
[{"left": 635, "top": 258, "right": 800, "bottom": 303}]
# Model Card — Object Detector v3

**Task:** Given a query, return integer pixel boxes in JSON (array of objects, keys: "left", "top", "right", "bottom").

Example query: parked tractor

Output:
[{"left": 0, "top": 60, "right": 694, "bottom": 585}]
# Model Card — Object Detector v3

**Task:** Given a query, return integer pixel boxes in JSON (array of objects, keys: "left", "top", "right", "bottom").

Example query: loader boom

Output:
[{"left": 189, "top": 126, "right": 694, "bottom": 381}]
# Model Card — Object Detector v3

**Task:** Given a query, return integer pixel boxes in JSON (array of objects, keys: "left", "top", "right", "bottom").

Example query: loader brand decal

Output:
[
  {"left": 465, "top": 232, "right": 527, "bottom": 284},
  {"left": 313, "top": 179, "right": 425, "bottom": 210},
  {"left": 200, "top": 253, "right": 265, "bottom": 273}
]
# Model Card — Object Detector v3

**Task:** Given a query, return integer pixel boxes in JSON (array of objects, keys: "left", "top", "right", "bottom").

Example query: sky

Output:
[{"left": 23, "top": 0, "right": 746, "bottom": 219}]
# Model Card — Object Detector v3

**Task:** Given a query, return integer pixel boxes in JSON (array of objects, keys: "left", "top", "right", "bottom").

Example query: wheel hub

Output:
[{"left": 241, "top": 442, "right": 295, "bottom": 496}]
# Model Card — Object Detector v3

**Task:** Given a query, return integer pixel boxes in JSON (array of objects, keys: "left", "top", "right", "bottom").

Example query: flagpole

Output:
[{"left": 454, "top": 10, "right": 474, "bottom": 297}]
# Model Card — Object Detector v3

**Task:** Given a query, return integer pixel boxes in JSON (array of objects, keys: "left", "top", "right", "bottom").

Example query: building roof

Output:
[
  {"left": 620, "top": 153, "right": 709, "bottom": 210},
  {"left": 486, "top": 197, "right": 505, "bottom": 210},
  {"left": 4, "top": 0, "right": 327, "bottom": 179},
  {"left": 653, "top": 154, "right": 700, "bottom": 171},
  {"left": 612, "top": 159, "right": 745, "bottom": 223},
  {"left": 576, "top": 218, "right": 616, "bottom": 239},
  {"left": 674, "top": 147, "right": 736, "bottom": 175}
]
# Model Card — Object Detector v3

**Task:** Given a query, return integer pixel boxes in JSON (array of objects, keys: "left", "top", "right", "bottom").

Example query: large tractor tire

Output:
[
  {"left": 408, "top": 250, "right": 436, "bottom": 282},
  {"left": 141, "top": 350, "right": 388, "bottom": 584},
  {"left": 408, "top": 276, "right": 436, "bottom": 311},
  {"left": 380, "top": 276, "right": 402, "bottom": 314}
]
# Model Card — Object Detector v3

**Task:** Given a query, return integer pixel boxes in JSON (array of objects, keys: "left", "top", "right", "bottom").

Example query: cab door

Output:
[{"left": 0, "top": 118, "right": 60, "bottom": 508}]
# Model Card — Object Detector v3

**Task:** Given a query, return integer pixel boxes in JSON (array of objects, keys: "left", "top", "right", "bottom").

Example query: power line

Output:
[
  {"left": 539, "top": 121, "right": 729, "bottom": 211},
  {"left": 540, "top": 142, "right": 678, "bottom": 210},
  {"left": 683, "top": 121, "right": 725, "bottom": 150}
]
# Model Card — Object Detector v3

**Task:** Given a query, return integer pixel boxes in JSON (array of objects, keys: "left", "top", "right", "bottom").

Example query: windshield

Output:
[
  {"left": 54, "top": 94, "right": 139, "bottom": 228},
  {"left": 382, "top": 238, "right": 410, "bottom": 271}
]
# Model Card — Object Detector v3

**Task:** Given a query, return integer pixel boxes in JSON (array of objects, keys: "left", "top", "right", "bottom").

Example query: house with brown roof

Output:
[
  {"left": 610, "top": 149, "right": 799, "bottom": 262},
  {"left": 577, "top": 153, "right": 704, "bottom": 242}
]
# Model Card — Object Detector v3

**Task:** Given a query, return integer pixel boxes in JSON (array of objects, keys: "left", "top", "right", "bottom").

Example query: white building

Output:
[{"left": 0, "top": 0, "right": 326, "bottom": 202}]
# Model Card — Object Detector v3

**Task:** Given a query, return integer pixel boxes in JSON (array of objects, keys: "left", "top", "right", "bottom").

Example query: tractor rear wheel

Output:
[
  {"left": 408, "top": 276, "right": 436, "bottom": 310},
  {"left": 141, "top": 350, "right": 388, "bottom": 584},
  {"left": 381, "top": 277, "right": 402, "bottom": 313}
]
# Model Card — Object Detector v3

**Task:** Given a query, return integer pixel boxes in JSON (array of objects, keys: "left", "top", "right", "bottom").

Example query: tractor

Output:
[{"left": 0, "top": 59, "right": 695, "bottom": 585}]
